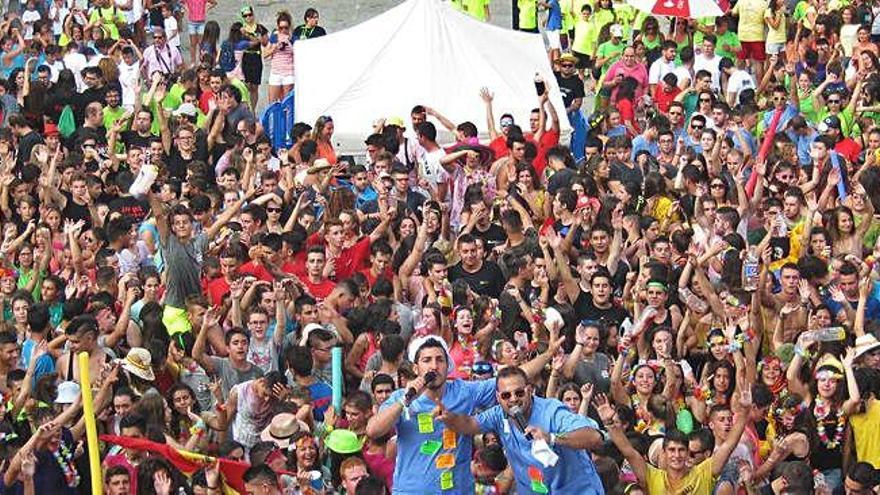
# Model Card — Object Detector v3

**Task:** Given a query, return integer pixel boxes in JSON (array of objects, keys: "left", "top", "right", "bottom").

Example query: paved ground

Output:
[{"left": 199, "top": 0, "right": 514, "bottom": 112}]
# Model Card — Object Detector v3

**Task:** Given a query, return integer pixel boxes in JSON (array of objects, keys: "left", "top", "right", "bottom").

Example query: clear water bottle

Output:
[
  {"left": 678, "top": 287, "right": 709, "bottom": 313},
  {"left": 800, "top": 326, "right": 846, "bottom": 342},
  {"left": 776, "top": 211, "right": 788, "bottom": 237},
  {"left": 742, "top": 246, "right": 760, "bottom": 292}
]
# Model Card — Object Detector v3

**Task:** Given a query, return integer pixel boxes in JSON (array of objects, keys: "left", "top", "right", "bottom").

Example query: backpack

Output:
[{"left": 219, "top": 40, "right": 235, "bottom": 73}]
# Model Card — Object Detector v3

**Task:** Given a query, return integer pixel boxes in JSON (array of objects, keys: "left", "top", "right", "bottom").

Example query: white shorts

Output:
[
  {"left": 268, "top": 73, "right": 294, "bottom": 86},
  {"left": 546, "top": 29, "right": 561, "bottom": 50},
  {"left": 765, "top": 42, "right": 784, "bottom": 55}
]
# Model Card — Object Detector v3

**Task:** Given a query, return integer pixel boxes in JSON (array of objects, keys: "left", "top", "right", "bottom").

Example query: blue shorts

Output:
[{"left": 187, "top": 20, "right": 205, "bottom": 35}]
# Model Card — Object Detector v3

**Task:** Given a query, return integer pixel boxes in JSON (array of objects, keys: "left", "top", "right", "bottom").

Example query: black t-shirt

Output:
[
  {"left": 575, "top": 290, "right": 630, "bottom": 330},
  {"left": 554, "top": 72, "right": 585, "bottom": 108},
  {"left": 72, "top": 86, "right": 107, "bottom": 125},
  {"left": 120, "top": 130, "right": 155, "bottom": 151},
  {"left": 448, "top": 260, "right": 506, "bottom": 298},
  {"left": 108, "top": 196, "right": 149, "bottom": 224},
  {"left": 16, "top": 130, "right": 43, "bottom": 168},
  {"left": 473, "top": 224, "right": 507, "bottom": 257},
  {"left": 610, "top": 160, "right": 645, "bottom": 185},
  {"left": 62, "top": 191, "right": 92, "bottom": 229},
  {"left": 547, "top": 167, "right": 575, "bottom": 195}
]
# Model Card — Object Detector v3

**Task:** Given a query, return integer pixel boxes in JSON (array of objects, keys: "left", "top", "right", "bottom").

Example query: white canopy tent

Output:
[{"left": 293, "top": 0, "right": 571, "bottom": 154}]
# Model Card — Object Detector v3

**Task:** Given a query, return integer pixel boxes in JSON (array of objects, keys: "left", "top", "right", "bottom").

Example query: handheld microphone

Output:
[
  {"left": 509, "top": 405, "right": 533, "bottom": 440},
  {"left": 405, "top": 371, "right": 438, "bottom": 404}
]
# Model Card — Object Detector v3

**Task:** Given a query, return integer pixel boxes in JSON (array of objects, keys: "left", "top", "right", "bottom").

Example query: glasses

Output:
[
  {"left": 691, "top": 124, "right": 704, "bottom": 130},
  {"left": 828, "top": 99, "right": 841, "bottom": 104},
  {"left": 500, "top": 388, "right": 527, "bottom": 400},
  {"left": 710, "top": 183, "right": 725, "bottom": 189},
  {"left": 244, "top": 12, "right": 253, "bottom": 17},
  {"left": 267, "top": 207, "right": 282, "bottom": 213},
  {"left": 560, "top": 63, "right": 574, "bottom": 68}
]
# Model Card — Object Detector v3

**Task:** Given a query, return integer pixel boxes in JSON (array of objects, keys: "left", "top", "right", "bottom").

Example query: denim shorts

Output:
[{"left": 187, "top": 20, "right": 205, "bottom": 35}]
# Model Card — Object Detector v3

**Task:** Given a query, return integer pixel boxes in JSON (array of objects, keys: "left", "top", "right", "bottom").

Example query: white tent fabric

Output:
[{"left": 294, "top": 0, "right": 571, "bottom": 153}]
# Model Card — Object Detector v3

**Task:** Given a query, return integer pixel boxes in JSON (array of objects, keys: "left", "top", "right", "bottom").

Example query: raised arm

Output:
[
  {"left": 480, "top": 88, "right": 499, "bottom": 140},
  {"left": 596, "top": 394, "right": 647, "bottom": 486}
]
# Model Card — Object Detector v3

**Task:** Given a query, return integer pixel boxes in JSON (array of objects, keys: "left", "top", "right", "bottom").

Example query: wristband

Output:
[{"left": 549, "top": 433, "right": 557, "bottom": 447}]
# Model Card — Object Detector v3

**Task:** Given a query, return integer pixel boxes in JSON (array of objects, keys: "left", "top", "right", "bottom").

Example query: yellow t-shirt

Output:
[
  {"left": 646, "top": 458, "right": 715, "bottom": 495},
  {"left": 518, "top": 0, "right": 537, "bottom": 29},
  {"left": 462, "top": 0, "right": 490, "bottom": 21},
  {"left": 731, "top": 0, "right": 769, "bottom": 42},
  {"left": 851, "top": 398, "right": 880, "bottom": 468}
]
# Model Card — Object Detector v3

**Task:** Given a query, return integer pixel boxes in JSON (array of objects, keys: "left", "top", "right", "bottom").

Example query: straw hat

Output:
[
  {"left": 854, "top": 334, "right": 880, "bottom": 359},
  {"left": 118, "top": 348, "right": 155, "bottom": 381},
  {"left": 260, "top": 413, "right": 306, "bottom": 449}
]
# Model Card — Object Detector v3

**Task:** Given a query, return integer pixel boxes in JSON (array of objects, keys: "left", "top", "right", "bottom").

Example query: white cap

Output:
[
  {"left": 610, "top": 24, "right": 624, "bottom": 37},
  {"left": 407, "top": 335, "right": 454, "bottom": 369}
]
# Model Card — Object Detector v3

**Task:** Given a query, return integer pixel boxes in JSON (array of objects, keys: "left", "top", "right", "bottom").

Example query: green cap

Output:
[
  {"left": 325, "top": 429, "right": 363, "bottom": 454},
  {"left": 240, "top": 5, "right": 253, "bottom": 16}
]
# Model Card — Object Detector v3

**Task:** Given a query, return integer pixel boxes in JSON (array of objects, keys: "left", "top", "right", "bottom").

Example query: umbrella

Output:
[{"left": 625, "top": 0, "right": 729, "bottom": 18}]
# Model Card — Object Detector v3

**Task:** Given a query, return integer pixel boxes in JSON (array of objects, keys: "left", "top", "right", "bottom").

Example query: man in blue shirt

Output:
[
  {"left": 630, "top": 116, "right": 664, "bottom": 162},
  {"left": 541, "top": 0, "right": 562, "bottom": 61},
  {"left": 366, "top": 335, "right": 560, "bottom": 494},
  {"left": 437, "top": 366, "right": 605, "bottom": 494}
]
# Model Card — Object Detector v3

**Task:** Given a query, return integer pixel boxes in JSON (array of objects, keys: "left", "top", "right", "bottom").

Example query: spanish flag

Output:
[{"left": 100, "top": 435, "right": 249, "bottom": 494}]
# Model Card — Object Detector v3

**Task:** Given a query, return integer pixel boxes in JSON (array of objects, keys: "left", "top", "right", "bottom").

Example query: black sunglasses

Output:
[{"left": 500, "top": 388, "right": 526, "bottom": 400}]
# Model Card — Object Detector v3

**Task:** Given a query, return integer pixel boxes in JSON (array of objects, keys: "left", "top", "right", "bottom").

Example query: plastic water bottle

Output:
[
  {"left": 742, "top": 247, "right": 760, "bottom": 292},
  {"left": 776, "top": 212, "right": 788, "bottom": 237},
  {"left": 129, "top": 164, "right": 158, "bottom": 198},
  {"left": 800, "top": 327, "right": 846, "bottom": 342},
  {"left": 678, "top": 287, "right": 709, "bottom": 313}
]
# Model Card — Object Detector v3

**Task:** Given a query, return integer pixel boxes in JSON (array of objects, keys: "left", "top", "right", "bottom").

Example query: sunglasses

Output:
[
  {"left": 500, "top": 388, "right": 527, "bottom": 400},
  {"left": 267, "top": 207, "right": 282, "bottom": 213},
  {"left": 710, "top": 183, "right": 725, "bottom": 188},
  {"left": 472, "top": 362, "right": 494, "bottom": 375},
  {"left": 828, "top": 99, "right": 841, "bottom": 104},
  {"left": 561, "top": 63, "right": 574, "bottom": 68},
  {"left": 243, "top": 12, "right": 253, "bottom": 17},
  {"left": 691, "top": 124, "right": 704, "bottom": 130}
]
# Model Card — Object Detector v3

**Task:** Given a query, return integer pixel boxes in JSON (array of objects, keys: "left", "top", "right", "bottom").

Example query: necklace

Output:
[
  {"left": 53, "top": 442, "right": 80, "bottom": 488},
  {"left": 814, "top": 398, "right": 845, "bottom": 449}
]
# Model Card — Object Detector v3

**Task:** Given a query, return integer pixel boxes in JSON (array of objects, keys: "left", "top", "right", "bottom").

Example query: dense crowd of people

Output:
[{"left": 5, "top": 0, "right": 880, "bottom": 494}]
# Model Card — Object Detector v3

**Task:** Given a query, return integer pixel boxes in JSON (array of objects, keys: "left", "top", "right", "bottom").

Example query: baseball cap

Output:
[
  {"left": 610, "top": 24, "right": 624, "bottom": 38},
  {"left": 818, "top": 115, "right": 841, "bottom": 133}
]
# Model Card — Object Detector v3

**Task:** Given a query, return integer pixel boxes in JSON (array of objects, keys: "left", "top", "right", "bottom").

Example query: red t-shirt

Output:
[
  {"left": 653, "top": 86, "right": 681, "bottom": 114},
  {"left": 295, "top": 274, "right": 336, "bottom": 301},
  {"left": 528, "top": 129, "right": 560, "bottom": 177},
  {"left": 617, "top": 98, "right": 639, "bottom": 136},
  {"left": 307, "top": 233, "right": 373, "bottom": 281},
  {"left": 358, "top": 267, "right": 393, "bottom": 289},
  {"left": 489, "top": 135, "right": 508, "bottom": 160},
  {"left": 206, "top": 277, "right": 231, "bottom": 306},
  {"left": 238, "top": 261, "right": 274, "bottom": 282}
]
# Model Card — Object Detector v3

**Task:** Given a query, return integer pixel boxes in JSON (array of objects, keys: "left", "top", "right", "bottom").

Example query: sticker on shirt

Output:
[
  {"left": 417, "top": 412, "right": 435, "bottom": 434},
  {"left": 435, "top": 453, "right": 455, "bottom": 469},
  {"left": 440, "top": 470, "right": 454, "bottom": 490},
  {"left": 420, "top": 440, "right": 442, "bottom": 455},
  {"left": 442, "top": 429, "right": 457, "bottom": 449}
]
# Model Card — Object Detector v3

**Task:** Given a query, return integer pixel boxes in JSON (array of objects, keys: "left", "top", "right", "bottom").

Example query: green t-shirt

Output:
[
  {"left": 462, "top": 0, "right": 490, "bottom": 21},
  {"left": 102, "top": 105, "right": 127, "bottom": 132},
  {"left": 817, "top": 107, "right": 855, "bottom": 137},
  {"left": 88, "top": 6, "right": 126, "bottom": 40},
  {"left": 573, "top": 17, "right": 600, "bottom": 56},
  {"left": 596, "top": 39, "right": 625, "bottom": 74},
  {"left": 518, "top": 0, "right": 537, "bottom": 29}
]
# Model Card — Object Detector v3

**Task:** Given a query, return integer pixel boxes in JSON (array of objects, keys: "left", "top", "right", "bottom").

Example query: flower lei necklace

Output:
[
  {"left": 53, "top": 442, "right": 80, "bottom": 487},
  {"left": 814, "top": 398, "right": 845, "bottom": 449}
]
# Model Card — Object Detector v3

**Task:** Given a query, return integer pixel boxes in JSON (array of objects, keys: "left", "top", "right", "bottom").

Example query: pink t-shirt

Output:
[
  {"left": 606, "top": 60, "right": 649, "bottom": 103},
  {"left": 184, "top": 0, "right": 207, "bottom": 22},
  {"left": 268, "top": 32, "right": 294, "bottom": 77}
]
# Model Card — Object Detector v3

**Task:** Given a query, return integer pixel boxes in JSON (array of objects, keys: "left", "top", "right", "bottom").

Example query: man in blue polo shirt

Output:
[
  {"left": 366, "top": 335, "right": 560, "bottom": 494},
  {"left": 437, "top": 366, "right": 605, "bottom": 494}
]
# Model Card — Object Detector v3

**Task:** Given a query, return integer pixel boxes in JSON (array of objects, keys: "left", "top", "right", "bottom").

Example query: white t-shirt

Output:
[
  {"left": 164, "top": 16, "right": 180, "bottom": 49},
  {"left": 49, "top": 4, "right": 69, "bottom": 36},
  {"left": 693, "top": 54, "right": 722, "bottom": 91},
  {"left": 63, "top": 52, "right": 88, "bottom": 91},
  {"left": 673, "top": 66, "right": 692, "bottom": 89},
  {"left": 46, "top": 59, "right": 65, "bottom": 82},
  {"left": 117, "top": 60, "right": 140, "bottom": 109},
  {"left": 21, "top": 9, "right": 41, "bottom": 40},
  {"left": 418, "top": 147, "right": 447, "bottom": 189},
  {"left": 648, "top": 57, "right": 677, "bottom": 85},
  {"left": 726, "top": 69, "right": 756, "bottom": 106}
]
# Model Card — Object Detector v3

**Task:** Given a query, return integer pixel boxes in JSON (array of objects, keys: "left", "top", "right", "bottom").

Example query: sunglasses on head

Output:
[
  {"left": 500, "top": 388, "right": 526, "bottom": 400},
  {"left": 472, "top": 362, "right": 494, "bottom": 375}
]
